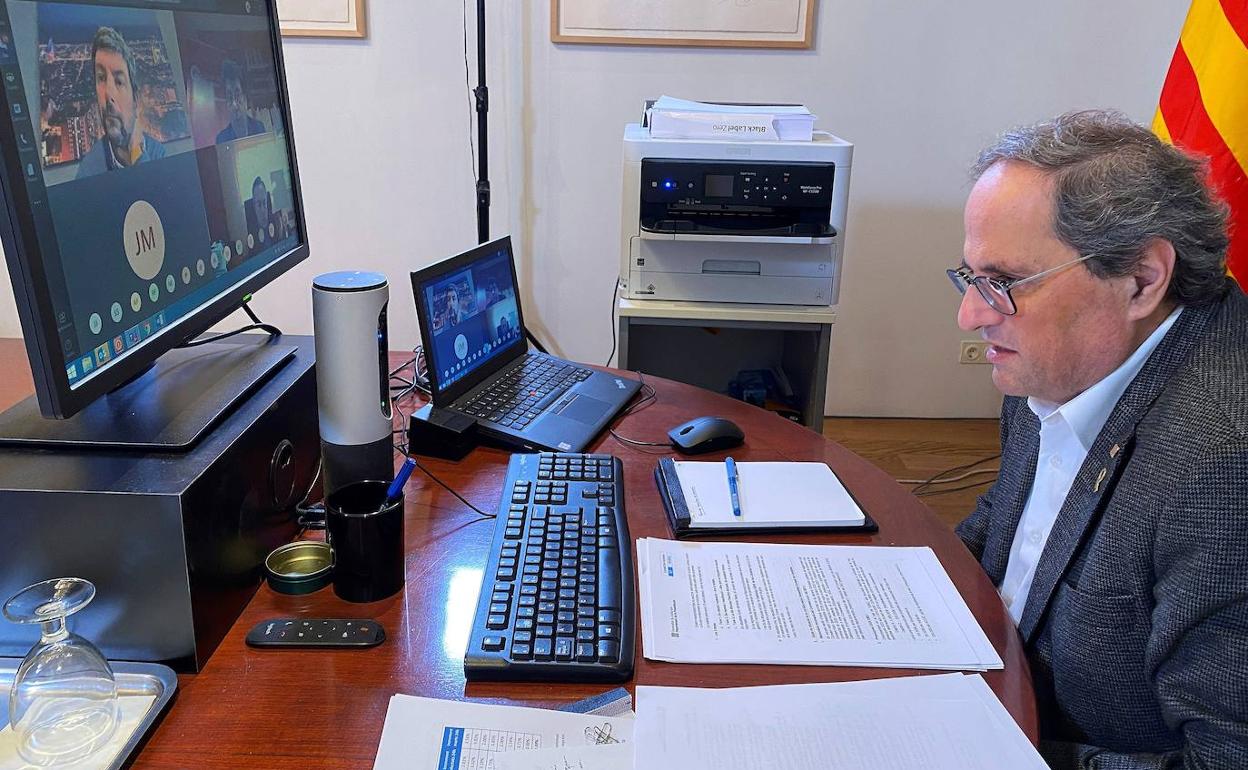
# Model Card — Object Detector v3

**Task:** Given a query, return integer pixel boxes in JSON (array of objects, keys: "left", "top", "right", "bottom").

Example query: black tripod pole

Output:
[
  {"left": 474, "top": 0, "right": 489, "bottom": 244},
  {"left": 474, "top": 0, "right": 547, "bottom": 353}
]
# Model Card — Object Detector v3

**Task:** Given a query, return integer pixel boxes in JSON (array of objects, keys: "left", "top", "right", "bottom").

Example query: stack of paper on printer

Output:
[
  {"left": 637, "top": 538, "right": 1002, "bottom": 670},
  {"left": 633, "top": 673, "right": 1049, "bottom": 769},
  {"left": 648, "top": 95, "right": 817, "bottom": 141}
]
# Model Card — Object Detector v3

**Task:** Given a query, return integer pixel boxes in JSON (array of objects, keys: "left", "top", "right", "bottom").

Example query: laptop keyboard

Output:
[{"left": 458, "top": 354, "right": 592, "bottom": 430}]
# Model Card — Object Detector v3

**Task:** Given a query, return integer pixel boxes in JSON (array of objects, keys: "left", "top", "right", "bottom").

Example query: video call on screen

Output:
[
  {"left": 0, "top": 0, "right": 301, "bottom": 386},
  {"left": 422, "top": 250, "right": 521, "bottom": 390}
]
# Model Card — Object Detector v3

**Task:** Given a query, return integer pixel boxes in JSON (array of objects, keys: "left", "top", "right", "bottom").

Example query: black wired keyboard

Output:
[
  {"left": 464, "top": 452, "right": 635, "bottom": 682},
  {"left": 457, "top": 354, "right": 592, "bottom": 429}
]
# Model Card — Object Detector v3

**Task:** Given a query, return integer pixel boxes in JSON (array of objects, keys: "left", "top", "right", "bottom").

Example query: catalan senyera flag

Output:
[{"left": 1153, "top": 0, "right": 1248, "bottom": 287}]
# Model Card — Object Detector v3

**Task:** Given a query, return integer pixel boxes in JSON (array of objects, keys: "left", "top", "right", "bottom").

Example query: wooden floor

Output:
[{"left": 822, "top": 417, "right": 1001, "bottom": 532}]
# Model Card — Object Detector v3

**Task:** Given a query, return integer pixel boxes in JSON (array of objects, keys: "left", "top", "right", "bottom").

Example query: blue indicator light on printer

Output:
[{"left": 664, "top": 180, "right": 675, "bottom": 189}]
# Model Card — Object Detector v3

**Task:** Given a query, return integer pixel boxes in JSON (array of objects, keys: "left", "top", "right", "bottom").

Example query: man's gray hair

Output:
[
  {"left": 973, "top": 110, "right": 1230, "bottom": 306},
  {"left": 91, "top": 27, "right": 139, "bottom": 99}
]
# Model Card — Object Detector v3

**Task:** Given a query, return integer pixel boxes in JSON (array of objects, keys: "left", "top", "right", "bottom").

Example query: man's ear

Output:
[{"left": 1126, "top": 238, "right": 1176, "bottom": 320}]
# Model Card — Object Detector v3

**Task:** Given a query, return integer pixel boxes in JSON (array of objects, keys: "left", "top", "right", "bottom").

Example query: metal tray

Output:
[{"left": 0, "top": 658, "right": 177, "bottom": 769}]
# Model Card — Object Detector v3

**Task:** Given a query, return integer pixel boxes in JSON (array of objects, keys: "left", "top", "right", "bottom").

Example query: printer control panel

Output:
[{"left": 640, "top": 159, "right": 835, "bottom": 208}]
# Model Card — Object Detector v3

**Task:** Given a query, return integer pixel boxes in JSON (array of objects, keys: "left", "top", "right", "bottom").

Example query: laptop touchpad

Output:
[{"left": 555, "top": 394, "right": 610, "bottom": 424}]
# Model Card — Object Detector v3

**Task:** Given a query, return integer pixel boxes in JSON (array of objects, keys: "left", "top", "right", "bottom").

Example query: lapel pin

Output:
[
  {"left": 1093, "top": 467, "right": 1108, "bottom": 493},
  {"left": 1109, "top": 444, "right": 1121, "bottom": 459}
]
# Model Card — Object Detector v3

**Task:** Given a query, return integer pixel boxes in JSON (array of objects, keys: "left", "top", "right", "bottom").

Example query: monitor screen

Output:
[
  {"left": 0, "top": 0, "right": 305, "bottom": 417},
  {"left": 417, "top": 245, "right": 521, "bottom": 391}
]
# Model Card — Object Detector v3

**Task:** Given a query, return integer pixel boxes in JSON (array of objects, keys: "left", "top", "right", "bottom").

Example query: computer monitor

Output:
[{"left": 0, "top": 0, "right": 306, "bottom": 423}]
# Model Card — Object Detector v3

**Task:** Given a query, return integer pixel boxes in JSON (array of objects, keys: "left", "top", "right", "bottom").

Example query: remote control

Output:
[{"left": 245, "top": 618, "right": 385, "bottom": 648}]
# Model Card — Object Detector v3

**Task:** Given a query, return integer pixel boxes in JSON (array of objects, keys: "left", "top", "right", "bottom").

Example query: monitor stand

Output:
[{"left": 0, "top": 336, "right": 296, "bottom": 450}]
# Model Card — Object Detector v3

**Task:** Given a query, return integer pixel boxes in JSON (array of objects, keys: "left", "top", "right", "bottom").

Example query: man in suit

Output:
[
  {"left": 76, "top": 26, "right": 166, "bottom": 179},
  {"left": 952, "top": 110, "right": 1248, "bottom": 768}
]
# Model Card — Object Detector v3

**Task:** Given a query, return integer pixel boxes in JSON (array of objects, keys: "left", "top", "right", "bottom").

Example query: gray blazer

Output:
[{"left": 957, "top": 282, "right": 1248, "bottom": 769}]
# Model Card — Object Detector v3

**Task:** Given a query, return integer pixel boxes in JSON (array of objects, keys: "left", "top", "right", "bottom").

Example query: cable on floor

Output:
[
  {"left": 907, "top": 453, "right": 1002, "bottom": 495},
  {"left": 897, "top": 467, "right": 999, "bottom": 485},
  {"left": 916, "top": 477, "right": 998, "bottom": 497}
]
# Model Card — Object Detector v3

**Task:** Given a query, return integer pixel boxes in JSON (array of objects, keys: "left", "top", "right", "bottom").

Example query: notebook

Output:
[{"left": 654, "top": 458, "right": 877, "bottom": 537}]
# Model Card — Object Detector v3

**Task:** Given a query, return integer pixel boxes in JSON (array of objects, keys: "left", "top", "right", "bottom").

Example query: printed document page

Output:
[
  {"left": 632, "top": 674, "right": 1047, "bottom": 769},
  {"left": 674, "top": 461, "right": 864, "bottom": 527},
  {"left": 372, "top": 695, "right": 632, "bottom": 770},
  {"left": 494, "top": 743, "right": 633, "bottom": 770},
  {"left": 638, "top": 538, "right": 1001, "bottom": 669}
]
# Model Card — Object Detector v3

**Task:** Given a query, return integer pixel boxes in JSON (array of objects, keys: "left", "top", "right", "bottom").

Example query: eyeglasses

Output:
[{"left": 946, "top": 253, "right": 1096, "bottom": 315}]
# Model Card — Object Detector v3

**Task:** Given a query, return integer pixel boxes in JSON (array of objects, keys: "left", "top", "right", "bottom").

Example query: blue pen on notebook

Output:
[
  {"left": 386, "top": 457, "right": 417, "bottom": 504},
  {"left": 725, "top": 456, "right": 742, "bottom": 517}
]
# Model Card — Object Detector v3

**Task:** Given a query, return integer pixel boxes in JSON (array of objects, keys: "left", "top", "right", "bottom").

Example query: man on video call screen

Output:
[{"left": 0, "top": 0, "right": 302, "bottom": 380}]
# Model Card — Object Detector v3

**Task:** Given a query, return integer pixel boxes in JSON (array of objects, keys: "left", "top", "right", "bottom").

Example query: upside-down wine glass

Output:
[{"left": 4, "top": 577, "right": 119, "bottom": 766}]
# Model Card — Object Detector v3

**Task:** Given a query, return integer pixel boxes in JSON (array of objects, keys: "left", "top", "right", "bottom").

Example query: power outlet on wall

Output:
[{"left": 959, "top": 341, "right": 991, "bottom": 365}]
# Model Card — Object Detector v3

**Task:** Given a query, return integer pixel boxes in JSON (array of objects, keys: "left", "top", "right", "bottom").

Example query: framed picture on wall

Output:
[
  {"left": 277, "top": 0, "right": 367, "bottom": 38},
  {"left": 552, "top": 0, "right": 817, "bottom": 49}
]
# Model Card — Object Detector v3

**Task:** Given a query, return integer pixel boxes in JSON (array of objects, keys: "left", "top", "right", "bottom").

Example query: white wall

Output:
[
  {"left": 247, "top": 1, "right": 515, "bottom": 351},
  {"left": 514, "top": 1, "right": 1189, "bottom": 417},
  {"left": 0, "top": 2, "right": 1190, "bottom": 418}
]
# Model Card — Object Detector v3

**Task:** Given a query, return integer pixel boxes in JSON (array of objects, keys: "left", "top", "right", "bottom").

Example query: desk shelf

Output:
[{"left": 617, "top": 298, "right": 835, "bottom": 429}]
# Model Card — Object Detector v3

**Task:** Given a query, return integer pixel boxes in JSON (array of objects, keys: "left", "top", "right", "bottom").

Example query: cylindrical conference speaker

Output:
[{"left": 312, "top": 271, "right": 393, "bottom": 495}]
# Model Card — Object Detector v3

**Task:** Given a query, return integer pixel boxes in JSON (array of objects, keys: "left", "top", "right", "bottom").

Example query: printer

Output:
[{"left": 619, "top": 123, "right": 853, "bottom": 305}]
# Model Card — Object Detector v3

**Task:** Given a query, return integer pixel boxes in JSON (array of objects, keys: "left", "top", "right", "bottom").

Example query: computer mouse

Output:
[{"left": 668, "top": 416, "right": 745, "bottom": 455}]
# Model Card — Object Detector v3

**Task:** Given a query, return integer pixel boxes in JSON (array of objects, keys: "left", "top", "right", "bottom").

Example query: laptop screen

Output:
[{"left": 417, "top": 244, "right": 522, "bottom": 391}]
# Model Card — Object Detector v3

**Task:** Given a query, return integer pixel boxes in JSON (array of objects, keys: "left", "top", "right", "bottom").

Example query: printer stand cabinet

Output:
[{"left": 616, "top": 298, "right": 834, "bottom": 430}]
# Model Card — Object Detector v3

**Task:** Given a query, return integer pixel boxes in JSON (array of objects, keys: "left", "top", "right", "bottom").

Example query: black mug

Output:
[{"left": 325, "top": 480, "right": 405, "bottom": 602}]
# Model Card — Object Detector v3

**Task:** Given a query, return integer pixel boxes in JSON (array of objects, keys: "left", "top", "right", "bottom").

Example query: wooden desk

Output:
[{"left": 0, "top": 343, "right": 1035, "bottom": 767}]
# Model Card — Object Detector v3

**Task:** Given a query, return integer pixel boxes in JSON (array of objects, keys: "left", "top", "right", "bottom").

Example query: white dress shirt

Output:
[{"left": 999, "top": 307, "right": 1182, "bottom": 624}]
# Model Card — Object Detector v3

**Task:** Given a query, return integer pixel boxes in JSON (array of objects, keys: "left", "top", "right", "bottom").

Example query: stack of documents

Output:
[
  {"left": 648, "top": 95, "right": 817, "bottom": 141},
  {"left": 372, "top": 675, "right": 1044, "bottom": 770},
  {"left": 632, "top": 674, "right": 1048, "bottom": 769},
  {"left": 637, "top": 538, "right": 1002, "bottom": 670},
  {"left": 373, "top": 695, "right": 633, "bottom": 770}
]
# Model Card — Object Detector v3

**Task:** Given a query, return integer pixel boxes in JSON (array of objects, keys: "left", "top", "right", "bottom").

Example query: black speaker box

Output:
[{"left": 0, "top": 336, "right": 318, "bottom": 671}]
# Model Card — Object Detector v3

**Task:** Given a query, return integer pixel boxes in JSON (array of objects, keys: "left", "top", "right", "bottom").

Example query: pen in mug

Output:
[{"left": 386, "top": 457, "right": 417, "bottom": 505}]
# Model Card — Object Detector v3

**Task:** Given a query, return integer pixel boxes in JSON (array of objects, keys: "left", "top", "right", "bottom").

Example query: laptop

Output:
[{"left": 411, "top": 236, "right": 641, "bottom": 452}]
